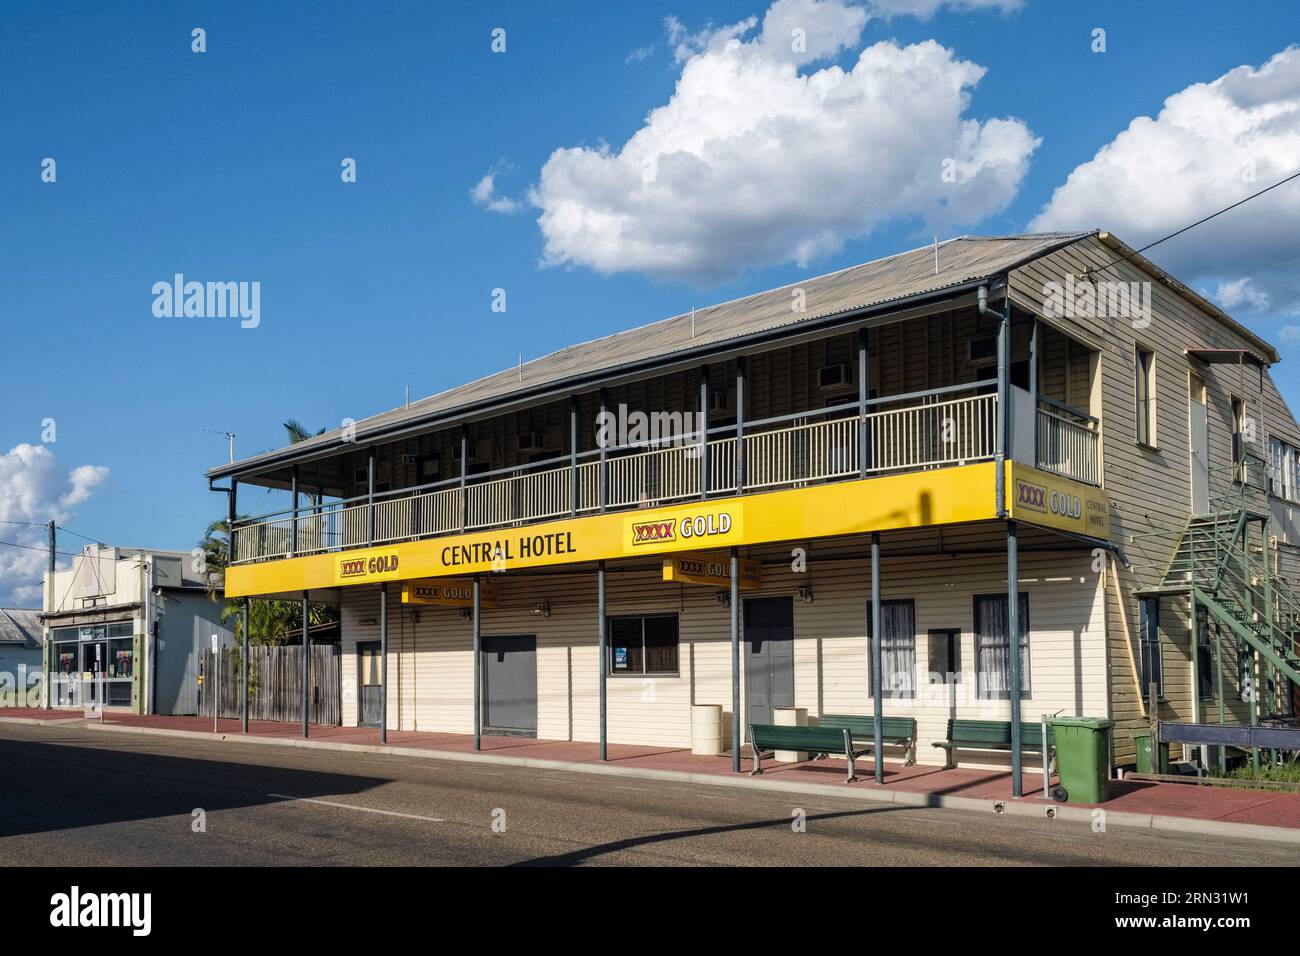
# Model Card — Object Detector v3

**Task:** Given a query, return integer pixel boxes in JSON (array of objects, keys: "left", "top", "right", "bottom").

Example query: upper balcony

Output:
[{"left": 229, "top": 368, "right": 1099, "bottom": 567}]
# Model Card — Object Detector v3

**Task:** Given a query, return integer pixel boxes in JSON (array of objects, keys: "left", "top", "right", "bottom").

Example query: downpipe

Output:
[{"left": 979, "top": 284, "right": 1010, "bottom": 517}]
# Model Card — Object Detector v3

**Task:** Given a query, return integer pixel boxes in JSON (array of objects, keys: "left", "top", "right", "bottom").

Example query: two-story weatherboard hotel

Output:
[{"left": 211, "top": 232, "right": 1300, "bottom": 780}]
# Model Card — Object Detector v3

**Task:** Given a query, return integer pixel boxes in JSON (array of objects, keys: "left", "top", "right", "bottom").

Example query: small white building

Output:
[{"left": 42, "top": 545, "right": 234, "bottom": 715}]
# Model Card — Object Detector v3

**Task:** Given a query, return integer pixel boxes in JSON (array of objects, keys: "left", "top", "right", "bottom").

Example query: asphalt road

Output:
[{"left": 0, "top": 721, "right": 1292, "bottom": 867}]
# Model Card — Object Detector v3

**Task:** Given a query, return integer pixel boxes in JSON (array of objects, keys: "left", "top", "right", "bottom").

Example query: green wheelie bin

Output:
[{"left": 1048, "top": 716, "right": 1114, "bottom": 803}]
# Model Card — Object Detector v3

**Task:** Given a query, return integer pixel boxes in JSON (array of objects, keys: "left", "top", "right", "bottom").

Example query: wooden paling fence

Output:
[{"left": 202, "top": 644, "right": 340, "bottom": 725}]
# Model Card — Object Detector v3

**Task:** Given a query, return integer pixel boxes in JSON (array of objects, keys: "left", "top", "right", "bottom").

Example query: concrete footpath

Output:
[{"left": 6, "top": 708, "right": 1300, "bottom": 845}]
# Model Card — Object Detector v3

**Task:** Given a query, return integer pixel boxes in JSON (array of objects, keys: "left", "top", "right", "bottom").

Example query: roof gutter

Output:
[{"left": 208, "top": 276, "right": 1001, "bottom": 482}]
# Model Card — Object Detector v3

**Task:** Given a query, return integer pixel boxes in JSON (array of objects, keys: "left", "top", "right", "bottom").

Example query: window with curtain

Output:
[
  {"left": 974, "top": 593, "right": 1030, "bottom": 700},
  {"left": 868, "top": 599, "right": 916, "bottom": 698},
  {"left": 608, "top": 615, "right": 679, "bottom": 676}
]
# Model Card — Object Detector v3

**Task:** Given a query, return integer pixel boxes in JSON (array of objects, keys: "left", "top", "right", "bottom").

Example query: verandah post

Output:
[
  {"left": 379, "top": 581, "right": 388, "bottom": 745},
  {"left": 301, "top": 591, "right": 309, "bottom": 738},
  {"left": 472, "top": 575, "right": 481, "bottom": 752},
  {"left": 598, "top": 560, "right": 607, "bottom": 761},
  {"left": 1008, "top": 520, "right": 1022, "bottom": 797},
  {"left": 871, "top": 531, "right": 883, "bottom": 784},
  {"left": 241, "top": 597, "right": 249, "bottom": 733},
  {"left": 730, "top": 547, "right": 741, "bottom": 772}
]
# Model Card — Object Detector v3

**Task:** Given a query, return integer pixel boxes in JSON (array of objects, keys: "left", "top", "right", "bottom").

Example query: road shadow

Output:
[
  {"left": 0, "top": 735, "right": 389, "bottom": 838},
  {"left": 507, "top": 804, "right": 913, "bottom": 866}
]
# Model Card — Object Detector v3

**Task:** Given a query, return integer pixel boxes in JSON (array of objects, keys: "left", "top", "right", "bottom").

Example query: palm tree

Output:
[
  {"left": 283, "top": 419, "right": 326, "bottom": 444},
  {"left": 202, "top": 416, "right": 340, "bottom": 645}
]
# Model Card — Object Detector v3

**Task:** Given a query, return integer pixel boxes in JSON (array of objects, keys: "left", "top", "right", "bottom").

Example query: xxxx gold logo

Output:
[
  {"left": 631, "top": 520, "right": 675, "bottom": 545},
  {"left": 339, "top": 554, "right": 400, "bottom": 578},
  {"left": 1016, "top": 480, "right": 1048, "bottom": 512}
]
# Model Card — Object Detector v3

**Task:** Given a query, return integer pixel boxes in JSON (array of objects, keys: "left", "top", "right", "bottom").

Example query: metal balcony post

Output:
[
  {"left": 459, "top": 425, "right": 468, "bottom": 532},
  {"left": 367, "top": 446, "right": 376, "bottom": 545},
  {"left": 735, "top": 358, "right": 747, "bottom": 494},
  {"left": 699, "top": 366, "right": 710, "bottom": 498},
  {"left": 226, "top": 478, "right": 239, "bottom": 567},
  {"left": 1029, "top": 316, "right": 1039, "bottom": 467},
  {"left": 570, "top": 396, "right": 579, "bottom": 517},
  {"left": 858, "top": 328, "right": 870, "bottom": 478},
  {"left": 599, "top": 389, "right": 609, "bottom": 512},
  {"left": 289, "top": 465, "right": 299, "bottom": 557}
]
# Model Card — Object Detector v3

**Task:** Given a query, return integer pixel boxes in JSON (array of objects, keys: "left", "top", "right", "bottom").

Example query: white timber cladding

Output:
[{"left": 337, "top": 546, "right": 1105, "bottom": 768}]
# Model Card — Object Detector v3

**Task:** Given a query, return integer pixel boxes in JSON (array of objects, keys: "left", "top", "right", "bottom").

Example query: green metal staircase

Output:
[{"left": 1150, "top": 502, "right": 1300, "bottom": 705}]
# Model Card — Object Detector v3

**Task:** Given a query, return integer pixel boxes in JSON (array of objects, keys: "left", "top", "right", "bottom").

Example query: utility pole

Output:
[{"left": 45, "top": 520, "right": 55, "bottom": 710}]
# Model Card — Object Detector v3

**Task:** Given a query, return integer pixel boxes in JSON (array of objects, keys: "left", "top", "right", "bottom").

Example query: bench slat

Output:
[{"left": 819, "top": 713, "right": 916, "bottom": 740}]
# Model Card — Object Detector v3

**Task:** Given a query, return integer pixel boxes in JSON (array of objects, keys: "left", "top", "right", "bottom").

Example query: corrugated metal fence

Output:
[{"left": 201, "top": 644, "right": 340, "bottom": 725}]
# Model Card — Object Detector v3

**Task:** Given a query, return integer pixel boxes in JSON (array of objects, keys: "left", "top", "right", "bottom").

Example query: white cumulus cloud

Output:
[
  {"left": 0, "top": 444, "right": 110, "bottom": 607},
  {"left": 1031, "top": 46, "right": 1300, "bottom": 315},
  {"left": 870, "top": 0, "right": 1025, "bottom": 18},
  {"left": 531, "top": 0, "right": 1038, "bottom": 282}
]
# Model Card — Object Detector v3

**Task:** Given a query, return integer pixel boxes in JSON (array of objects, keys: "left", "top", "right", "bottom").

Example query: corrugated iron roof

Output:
[
  {"left": 209, "top": 232, "right": 1089, "bottom": 479},
  {"left": 0, "top": 608, "right": 42, "bottom": 648}
]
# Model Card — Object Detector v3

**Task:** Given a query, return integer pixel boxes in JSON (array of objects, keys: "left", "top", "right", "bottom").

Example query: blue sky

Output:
[{"left": 2, "top": 0, "right": 1298, "bottom": 604}]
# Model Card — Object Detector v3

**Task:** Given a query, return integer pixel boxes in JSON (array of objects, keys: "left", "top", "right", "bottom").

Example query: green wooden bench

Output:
[
  {"left": 748, "top": 724, "right": 862, "bottom": 783},
  {"left": 819, "top": 713, "right": 918, "bottom": 766},
  {"left": 932, "top": 718, "right": 1055, "bottom": 770}
]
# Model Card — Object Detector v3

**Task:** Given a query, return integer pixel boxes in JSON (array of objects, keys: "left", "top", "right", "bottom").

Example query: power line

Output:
[
  {"left": 0, "top": 540, "right": 133, "bottom": 562},
  {"left": 1086, "top": 167, "right": 1300, "bottom": 278}
]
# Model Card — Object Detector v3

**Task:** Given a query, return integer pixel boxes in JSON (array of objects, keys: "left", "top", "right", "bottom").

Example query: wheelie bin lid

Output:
[{"left": 1047, "top": 716, "right": 1114, "bottom": 730}]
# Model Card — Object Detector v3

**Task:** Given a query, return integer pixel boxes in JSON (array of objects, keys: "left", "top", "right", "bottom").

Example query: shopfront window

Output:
[{"left": 608, "top": 615, "right": 679, "bottom": 676}]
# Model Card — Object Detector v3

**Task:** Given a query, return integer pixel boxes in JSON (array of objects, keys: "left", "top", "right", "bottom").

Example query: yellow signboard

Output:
[
  {"left": 225, "top": 462, "right": 999, "bottom": 598},
  {"left": 1007, "top": 462, "right": 1110, "bottom": 539},
  {"left": 402, "top": 578, "right": 498, "bottom": 607},
  {"left": 662, "top": 552, "right": 761, "bottom": 589}
]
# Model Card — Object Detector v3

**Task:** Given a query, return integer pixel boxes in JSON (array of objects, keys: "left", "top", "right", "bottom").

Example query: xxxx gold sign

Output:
[
  {"left": 1007, "top": 462, "right": 1109, "bottom": 539},
  {"left": 402, "top": 578, "right": 498, "bottom": 608},
  {"left": 628, "top": 505, "right": 741, "bottom": 549},
  {"left": 662, "top": 551, "right": 761, "bottom": 589},
  {"left": 335, "top": 548, "right": 403, "bottom": 584}
]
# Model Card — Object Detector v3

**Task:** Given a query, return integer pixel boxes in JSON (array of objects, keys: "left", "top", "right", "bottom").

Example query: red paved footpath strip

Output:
[{"left": 8, "top": 709, "right": 1300, "bottom": 831}]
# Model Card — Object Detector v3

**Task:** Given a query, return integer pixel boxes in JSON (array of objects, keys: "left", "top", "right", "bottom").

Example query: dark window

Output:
[
  {"left": 868, "top": 599, "right": 916, "bottom": 698},
  {"left": 974, "top": 593, "right": 1030, "bottom": 699},
  {"left": 1231, "top": 397, "right": 1245, "bottom": 480},
  {"left": 1196, "top": 609, "right": 1215, "bottom": 701},
  {"left": 608, "top": 615, "right": 679, "bottom": 676},
  {"left": 1135, "top": 346, "right": 1155, "bottom": 445},
  {"left": 1139, "top": 597, "right": 1163, "bottom": 699}
]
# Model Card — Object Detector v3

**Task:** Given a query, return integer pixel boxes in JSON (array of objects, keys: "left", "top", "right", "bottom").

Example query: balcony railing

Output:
[
  {"left": 230, "top": 382, "right": 1035, "bottom": 565},
  {"left": 1036, "top": 397, "right": 1100, "bottom": 486}
]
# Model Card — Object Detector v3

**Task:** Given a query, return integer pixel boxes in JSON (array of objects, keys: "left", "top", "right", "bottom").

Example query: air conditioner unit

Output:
[
  {"left": 968, "top": 336, "right": 998, "bottom": 366},
  {"left": 517, "top": 431, "right": 550, "bottom": 453},
  {"left": 818, "top": 363, "right": 854, "bottom": 390}
]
